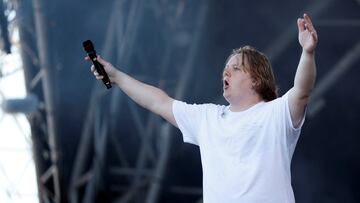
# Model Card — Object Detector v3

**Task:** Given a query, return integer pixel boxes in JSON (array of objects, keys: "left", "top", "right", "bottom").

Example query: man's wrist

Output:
[
  {"left": 112, "top": 69, "right": 121, "bottom": 85},
  {"left": 302, "top": 48, "right": 315, "bottom": 56}
]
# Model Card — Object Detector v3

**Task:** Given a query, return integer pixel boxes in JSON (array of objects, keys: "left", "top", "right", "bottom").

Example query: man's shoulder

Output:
[
  {"left": 174, "top": 100, "right": 226, "bottom": 116},
  {"left": 263, "top": 93, "right": 288, "bottom": 108},
  {"left": 176, "top": 100, "right": 224, "bottom": 109}
]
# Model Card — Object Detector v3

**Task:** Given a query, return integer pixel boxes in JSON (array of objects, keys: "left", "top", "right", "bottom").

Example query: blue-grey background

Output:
[{"left": 15, "top": 0, "right": 360, "bottom": 202}]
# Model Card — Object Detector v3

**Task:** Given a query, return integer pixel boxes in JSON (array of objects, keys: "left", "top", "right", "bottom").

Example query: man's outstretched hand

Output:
[{"left": 297, "top": 13, "right": 318, "bottom": 53}]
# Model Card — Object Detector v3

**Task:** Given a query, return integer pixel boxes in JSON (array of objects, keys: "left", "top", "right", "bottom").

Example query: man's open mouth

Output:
[{"left": 223, "top": 79, "right": 229, "bottom": 89}]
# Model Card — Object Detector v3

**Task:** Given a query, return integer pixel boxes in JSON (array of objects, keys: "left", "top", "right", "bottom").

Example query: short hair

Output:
[{"left": 226, "top": 46, "right": 278, "bottom": 101}]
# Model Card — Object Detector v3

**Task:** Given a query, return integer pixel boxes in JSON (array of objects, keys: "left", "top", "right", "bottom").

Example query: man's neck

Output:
[{"left": 229, "top": 96, "right": 264, "bottom": 112}]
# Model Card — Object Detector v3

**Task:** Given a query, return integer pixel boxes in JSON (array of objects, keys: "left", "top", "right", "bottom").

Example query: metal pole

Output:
[
  {"left": 146, "top": 3, "right": 209, "bottom": 203},
  {"left": 17, "top": 4, "right": 45, "bottom": 203},
  {"left": 264, "top": 0, "right": 335, "bottom": 62},
  {"left": 32, "top": 0, "right": 61, "bottom": 202},
  {"left": 308, "top": 42, "right": 360, "bottom": 116},
  {"left": 69, "top": 1, "right": 122, "bottom": 201},
  {"left": 0, "top": 0, "right": 11, "bottom": 53}
]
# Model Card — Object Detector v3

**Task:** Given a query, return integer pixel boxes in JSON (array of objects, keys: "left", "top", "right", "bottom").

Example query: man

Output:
[{"left": 87, "top": 13, "right": 317, "bottom": 203}]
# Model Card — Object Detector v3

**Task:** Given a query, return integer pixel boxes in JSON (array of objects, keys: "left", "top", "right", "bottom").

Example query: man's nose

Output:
[{"left": 223, "top": 68, "right": 231, "bottom": 78}]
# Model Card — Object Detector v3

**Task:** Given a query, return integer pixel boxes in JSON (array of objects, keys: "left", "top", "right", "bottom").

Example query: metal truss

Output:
[
  {"left": 69, "top": 1, "right": 207, "bottom": 203},
  {"left": 18, "top": 0, "right": 360, "bottom": 202},
  {"left": 264, "top": 0, "right": 360, "bottom": 117},
  {"left": 307, "top": 2, "right": 360, "bottom": 117},
  {"left": 15, "top": 0, "right": 62, "bottom": 202},
  {"left": 0, "top": 0, "right": 10, "bottom": 53},
  {"left": 264, "top": 0, "right": 336, "bottom": 61},
  {"left": 32, "top": 0, "right": 62, "bottom": 202},
  {"left": 308, "top": 42, "right": 360, "bottom": 117}
]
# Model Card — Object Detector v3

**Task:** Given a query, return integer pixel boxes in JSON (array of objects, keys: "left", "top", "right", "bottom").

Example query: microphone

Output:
[{"left": 83, "top": 40, "right": 112, "bottom": 89}]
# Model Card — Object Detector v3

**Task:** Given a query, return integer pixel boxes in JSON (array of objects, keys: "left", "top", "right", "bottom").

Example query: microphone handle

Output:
[{"left": 88, "top": 52, "right": 112, "bottom": 89}]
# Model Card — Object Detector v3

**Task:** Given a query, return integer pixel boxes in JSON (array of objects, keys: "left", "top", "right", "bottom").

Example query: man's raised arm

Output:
[
  {"left": 87, "top": 56, "right": 178, "bottom": 128},
  {"left": 288, "top": 13, "right": 318, "bottom": 128}
]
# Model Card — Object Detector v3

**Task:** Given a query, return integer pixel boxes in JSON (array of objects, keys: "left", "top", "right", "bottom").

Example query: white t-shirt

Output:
[{"left": 172, "top": 92, "right": 305, "bottom": 203}]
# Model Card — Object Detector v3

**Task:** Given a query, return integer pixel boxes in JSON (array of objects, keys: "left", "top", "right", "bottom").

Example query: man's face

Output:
[{"left": 222, "top": 54, "right": 255, "bottom": 103}]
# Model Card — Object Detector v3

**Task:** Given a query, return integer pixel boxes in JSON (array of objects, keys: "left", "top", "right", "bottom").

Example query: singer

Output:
[{"left": 86, "top": 14, "right": 317, "bottom": 203}]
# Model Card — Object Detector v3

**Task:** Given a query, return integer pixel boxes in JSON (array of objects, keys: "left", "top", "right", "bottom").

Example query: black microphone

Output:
[{"left": 83, "top": 40, "right": 112, "bottom": 89}]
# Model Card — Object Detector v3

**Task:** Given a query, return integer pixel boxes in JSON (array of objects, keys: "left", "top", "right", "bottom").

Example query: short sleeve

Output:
[
  {"left": 282, "top": 91, "right": 306, "bottom": 133},
  {"left": 172, "top": 100, "right": 208, "bottom": 145},
  {"left": 272, "top": 92, "right": 306, "bottom": 154}
]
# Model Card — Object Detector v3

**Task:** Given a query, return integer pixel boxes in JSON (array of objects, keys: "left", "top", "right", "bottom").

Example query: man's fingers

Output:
[
  {"left": 92, "top": 69, "right": 103, "bottom": 79},
  {"left": 96, "top": 55, "right": 107, "bottom": 66},
  {"left": 297, "top": 18, "right": 305, "bottom": 32},
  {"left": 303, "top": 13, "right": 316, "bottom": 32},
  {"left": 91, "top": 65, "right": 102, "bottom": 76},
  {"left": 311, "top": 31, "right": 318, "bottom": 42},
  {"left": 87, "top": 56, "right": 106, "bottom": 80},
  {"left": 96, "top": 75, "right": 104, "bottom": 80},
  {"left": 88, "top": 56, "right": 111, "bottom": 80},
  {"left": 304, "top": 22, "right": 315, "bottom": 32},
  {"left": 84, "top": 56, "right": 90, "bottom": 61},
  {"left": 303, "top": 13, "right": 313, "bottom": 25}
]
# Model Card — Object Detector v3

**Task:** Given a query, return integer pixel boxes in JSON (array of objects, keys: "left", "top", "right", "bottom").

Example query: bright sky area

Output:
[{"left": 0, "top": 16, "right": 38, "bottom": 203}]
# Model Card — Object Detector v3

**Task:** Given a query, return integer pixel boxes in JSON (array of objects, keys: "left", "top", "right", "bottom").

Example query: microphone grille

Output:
[{"left": 82, "top": 40, "right": 94, "bottom": 53}]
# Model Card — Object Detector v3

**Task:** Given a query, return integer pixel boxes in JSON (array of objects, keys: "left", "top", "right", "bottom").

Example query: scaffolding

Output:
[{"left": 3, "top": 0, "right": 359, "bottom": 202}]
